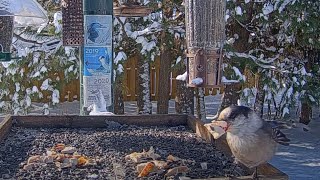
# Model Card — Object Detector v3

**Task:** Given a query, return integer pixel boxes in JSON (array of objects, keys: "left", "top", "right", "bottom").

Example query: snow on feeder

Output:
[
  {"left": 114, "top": 0, "right": 152, "bottom": 17},
  {"left": 185, "top": 0, "right": 226, "bottom": 88},
  {"left": 61, "top": 0, "right": 84, "bottom": 46}
]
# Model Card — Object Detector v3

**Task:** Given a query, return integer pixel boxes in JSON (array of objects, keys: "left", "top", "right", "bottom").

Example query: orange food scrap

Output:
[
  {"left": 77, "top": 156, "right": 88, "bottom": 166},
  {"left": 138, "top": 162, "right": 155, "bottom": 177}
]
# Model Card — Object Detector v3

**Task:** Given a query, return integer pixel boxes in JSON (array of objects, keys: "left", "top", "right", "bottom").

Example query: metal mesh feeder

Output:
[
  {"left": 185, "top": 0, "right": 226, "bottom": 88},
  {"left": 61, "top": 0, "right": 84, "bottom": 46}
]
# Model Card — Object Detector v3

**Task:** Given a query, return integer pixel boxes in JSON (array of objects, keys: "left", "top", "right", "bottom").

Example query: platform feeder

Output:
[{"left": 185, "top": 0, "right": 226, "bottom": 88}]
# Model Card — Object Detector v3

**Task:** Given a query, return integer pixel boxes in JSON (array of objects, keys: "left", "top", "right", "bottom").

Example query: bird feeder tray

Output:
[
  {"left": 0, "top": 16, "right": 14, "bottom": 53},
  {"left": 113, "top": 5, "right": 152, "bottom": 17},
  {"left": 0, "top": 115, "right": 288, "bottom": 179},
  {"left": 61, "top": 0, "right": 84, "bottom": 46}
]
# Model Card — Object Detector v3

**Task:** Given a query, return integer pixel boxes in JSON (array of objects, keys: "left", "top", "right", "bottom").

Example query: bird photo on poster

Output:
[
  {"left": 84, "top": 15, "right": 112, "bottom": 47},
  {"left": 84, "top": 47, "right": 111, "bottom": 76}
]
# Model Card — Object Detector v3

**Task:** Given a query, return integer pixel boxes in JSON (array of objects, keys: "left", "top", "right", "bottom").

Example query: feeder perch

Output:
[
  {"left": 114, "top": 0, "right": 152, "bottom": 17},
  {"left": 185, "top": 0, "right": 226, "bottom": 88}
]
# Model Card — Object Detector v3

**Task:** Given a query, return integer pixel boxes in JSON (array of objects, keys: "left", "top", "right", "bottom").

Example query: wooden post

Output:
[{"left": 82, "top": 0, "right": 114, "bottom": 114}]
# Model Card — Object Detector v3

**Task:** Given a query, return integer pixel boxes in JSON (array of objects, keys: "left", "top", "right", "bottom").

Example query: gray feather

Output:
[{"left": 261, "top": 122, "right": 290, "bottom": 146}]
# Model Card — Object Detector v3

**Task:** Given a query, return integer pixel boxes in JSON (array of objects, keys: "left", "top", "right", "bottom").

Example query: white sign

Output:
[{"left": 83, "top": 75, "right": 112, "bottom": 107}]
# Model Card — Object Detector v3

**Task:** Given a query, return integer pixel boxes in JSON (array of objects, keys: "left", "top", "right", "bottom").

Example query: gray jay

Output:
[{"left": 207, "top": 106, "right": 290, "bottom": 179}]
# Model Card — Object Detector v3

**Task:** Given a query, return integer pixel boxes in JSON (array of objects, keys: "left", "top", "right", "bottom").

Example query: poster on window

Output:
[
  {"left": 83, "top": 46, "right": 112, "bottom": 107},
  {"left": 84, "top": 15, "right": 112, "bottom": 47}
]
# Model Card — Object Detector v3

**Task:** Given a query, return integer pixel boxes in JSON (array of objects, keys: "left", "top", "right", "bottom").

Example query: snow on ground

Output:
[
  {"left": 270, "top": 119, "right": 320, "bottom": 180},
  {"left": 0, "top": 95, "right": 320, "bottom": 179}
]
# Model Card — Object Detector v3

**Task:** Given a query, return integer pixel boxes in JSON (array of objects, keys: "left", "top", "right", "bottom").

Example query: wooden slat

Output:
[
  {"left": 189, "top": 175, "right": 288, "bottom": 180},
  {"left": 12, "top": 114, "right": 188, "bottom": 128},
  {"left": 0, "top": 115, "right": 12, "bottom": 142},
  {"left": 114, "top": 6, "right": 152, "bottom": 17}
]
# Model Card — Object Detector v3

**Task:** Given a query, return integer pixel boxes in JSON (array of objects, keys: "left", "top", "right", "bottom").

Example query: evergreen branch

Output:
[{"left": 13, "top": 33, "right": 43, "bottom": 45}]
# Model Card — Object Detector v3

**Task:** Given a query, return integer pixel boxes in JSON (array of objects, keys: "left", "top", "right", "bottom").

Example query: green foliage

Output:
[
  {"left": 0, "top": 0, "right": 78, "bottom": 115},
  {"left": 224, "top": 0, "right": 320, "bottom": 117}
]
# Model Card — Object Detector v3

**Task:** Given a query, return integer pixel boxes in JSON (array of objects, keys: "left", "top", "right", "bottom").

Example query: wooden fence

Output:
[
  {"left": 45, "top": 56, "right": 256, "bottom": 103},
  {"left": 122, "top": 56, "right": 223, "bottom": 101}
]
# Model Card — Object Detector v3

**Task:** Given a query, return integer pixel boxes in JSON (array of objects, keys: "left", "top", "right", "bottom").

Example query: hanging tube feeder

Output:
[
  {"left": 0, "top": 15, "right": 14, "bottom": 61},
  {"left": 185, "top": 0, "right": 226, "bottom": 88},
  {"left": 0, "top": 15, "right": 14, "bottom": 56}
]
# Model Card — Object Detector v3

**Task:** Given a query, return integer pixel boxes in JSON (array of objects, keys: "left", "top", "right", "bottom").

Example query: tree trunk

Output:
[
  {"left": 254, "top": 74, "right": 265, "bottom": 118},
  {"left": 195, "top": 87, "right": 206, "bottom": 121},
  {"left": 215, "top": 2, "right": 256, "bottom": 116},
  {"left": 157, "top": 32, "right": 171, "bottom": 114},
  {"left": 299, "top": 49, "right": 317, "bottom": 124},
  {"left": 175, "top": 82, "right": 194, "bottom": 115},
  {"left": 175, "top": 65, "right": 194, "bottom": 115},
  {"left": 300, "top": 103, "right": 312, "bottom": 125},
  {"left": 113, "top": 74, "right": 124, "bottom": 114},
  {"left": 137, "top": 54, "right": 152, "bottom": 114}
]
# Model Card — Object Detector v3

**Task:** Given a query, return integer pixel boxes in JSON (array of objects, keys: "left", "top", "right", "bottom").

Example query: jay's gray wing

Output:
[{"left": 261, "top": 122, "right": 290, "bottom": 146}]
